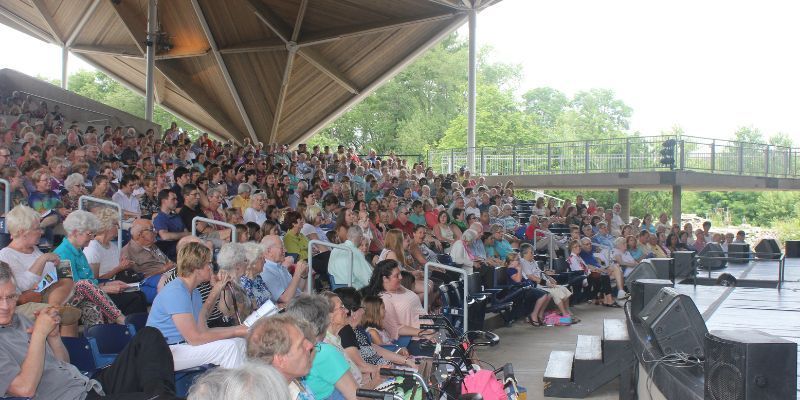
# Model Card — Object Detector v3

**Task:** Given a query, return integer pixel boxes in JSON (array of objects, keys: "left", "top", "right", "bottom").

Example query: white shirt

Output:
[
  {"left": 0, "top": 247, "right": 56, "bottom": 292},
  {"left": 84, "top": 239, "right": 120, "bottom": 277},
  {"left": 112, "top": 190, "right": 140, "bottom": 214},
  {"left": 243, "top": 207, "right": 267, "bottom": 226}
]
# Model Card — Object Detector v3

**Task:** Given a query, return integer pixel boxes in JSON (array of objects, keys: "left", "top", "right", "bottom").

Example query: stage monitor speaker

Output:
[
  {"left": 639, "top": 287, "right": 707, "bottom": 359},
  {"left": 698, "top": 242, "right": 727, "bottom": 270},
  {"left": 705, "top": 330, "right": 797, "bottom": 400},
  {"left": 672, "top": 250, "right": 696, "bottom": 278},
  {"left": 728, "top": 243, "right": 750, "bottom": 264},
  {"left": 754, "top": 239, "right": 781, "bottom": 260},
  {"left": 649, "top": 257, "right": 675, "bottom": 281},
  {"left": 630, "top": 278, "right": 674, "bottom": 321},
  {"left": 626, "top": 260, "right": 657, "bottom": 284}
]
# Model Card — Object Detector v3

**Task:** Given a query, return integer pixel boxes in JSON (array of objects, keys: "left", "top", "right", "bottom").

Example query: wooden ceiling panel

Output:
[
  {"left": 223, "top": 51, "right": 287, "bottom": 142},
  {"left": 0, "top": 0, "right": 482, "bottom": 145},
  {"left": 201, "top": 0, "right": 283, "bottom": 49}
]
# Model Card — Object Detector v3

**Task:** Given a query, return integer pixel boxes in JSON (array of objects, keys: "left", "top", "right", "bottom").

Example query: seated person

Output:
[
  {"left": 121, "top": 219, "right": 175, "bottom": 302},
  {"left": 153, "top": 190, "right": 190, "bottom": 259},
  {"left": 0, "top": 264, "right": 180, "bottom": 400},
  {"left": 147, "top": 242, "right": 248, "bottom": 370},
  {"left": 259, "top": 235, "right": 308, "bottom": 306},
  {"left": 111, "top": 175, "right": 141, "bottom": 219},
  {"left": 329, "top": 226, "right": 373, "bottom": 289},
  {"left": 246, "top": 314, "right": 316, "bottom": 399},
  {"left": 187, "top": 362, "right": 290, "bottom": 400},
  {"left": 284, "top": 294, "right": 359, "bottom": 400}
]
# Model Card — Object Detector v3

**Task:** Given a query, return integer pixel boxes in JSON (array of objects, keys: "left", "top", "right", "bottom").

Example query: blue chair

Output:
[
  {"left": 328, "top": 274, "right": 347, "bottom": 290},
  {"left": 124, "top": 312, "right": 148, "bottom": 333},
  {"left": 175, "top": 364, "right": 216, "bottom": 397},
  {"left": 436, "top": 254, "right": 454, "bottom": 266},
  {"left": 61, "top": 336, "right": 103, "bottom": 377},
  {"left": 84, "top": 324, "right": 136, "bottom": 368}
]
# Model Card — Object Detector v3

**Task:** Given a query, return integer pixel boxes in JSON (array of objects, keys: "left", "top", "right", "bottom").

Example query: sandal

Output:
[
  {"left": 604, "top": 303, "right": 622, "bottom": 308},
  {"left": 527, "top": 317, "right": 543, "bottom": 327}
]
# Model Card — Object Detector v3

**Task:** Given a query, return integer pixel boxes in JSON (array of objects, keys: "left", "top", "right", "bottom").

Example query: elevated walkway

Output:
[{"left": 429, "top": 135, "right": 800, "bottom": 191}]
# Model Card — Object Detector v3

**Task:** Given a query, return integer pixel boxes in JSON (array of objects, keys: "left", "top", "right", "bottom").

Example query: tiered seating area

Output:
[{"left": 0, "top": 89, "right": 748, "bottom": 399}]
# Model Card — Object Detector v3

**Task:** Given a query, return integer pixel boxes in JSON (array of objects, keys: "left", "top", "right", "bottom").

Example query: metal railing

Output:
[
  {"left": 0, "top": 179, "right": 10, "bottom": 233},
  {"left": 423, "top": 262, "right": 469, "bottom": 332},
  {"left": 358, "top": 154, "right": 424, "bottom": 164},
  {"left": 533, "top": 229, "right": 559, "bottom": 270},
  {"left": 78, "top": 195, "right": 123, "bottom": 253},
  {"left": 191, "top": 217, "right": 236, "bottom": 243},
  {"left": 429, "top": 135, "right": 800, "bottom": 178},
  {"left": 16, "top": 90, "right": 113, "bottom": 123},
  {"left": 306, "top": 240, "right": 354, "bottom": 293},
  {"left": 527, "top": 190, "right": 564, "bottom": 206}
]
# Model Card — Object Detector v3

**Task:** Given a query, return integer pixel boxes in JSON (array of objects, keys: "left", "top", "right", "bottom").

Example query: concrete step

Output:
[
  {"left": 573, "top": 335, "right": 603, "bottom": 380},
  {"left": 603, "top": 318, "right": 631, "bottom": 359},
  {"left": 543, "top": 350, "right": 574, "bottom": 382}
]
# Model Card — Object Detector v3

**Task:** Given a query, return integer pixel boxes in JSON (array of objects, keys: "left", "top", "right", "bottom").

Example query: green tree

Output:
[{"left": 522, "top": 87, "right": 569, "bottom": 131}]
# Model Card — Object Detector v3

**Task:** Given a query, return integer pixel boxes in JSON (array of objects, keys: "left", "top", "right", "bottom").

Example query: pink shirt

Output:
[{"left": 380, "top": 287, "right": 424, "bottom": 340}]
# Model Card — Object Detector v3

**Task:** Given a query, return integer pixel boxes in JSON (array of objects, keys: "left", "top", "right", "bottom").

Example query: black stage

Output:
[{"left": 631, "top": 257, "right": 800, "bottom": 397}]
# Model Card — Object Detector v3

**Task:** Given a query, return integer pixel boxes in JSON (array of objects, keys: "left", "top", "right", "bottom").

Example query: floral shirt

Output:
[
  {"left": 240, "top": 274, "right": 272, "bottom": 308},
  {"left": 139, "top": 194, "right": 159, "bottom": 217}
]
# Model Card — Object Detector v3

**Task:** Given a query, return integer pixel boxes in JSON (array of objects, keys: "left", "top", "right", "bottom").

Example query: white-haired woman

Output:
[
  {"left": 84, "top": 207, "right": 134, "bottom": 279},
  {"left": 243, "top": 191, "right": 268, "bottom": 226},
  {"left": 60, "top": 172, "right": 85, "bottom": 212},
  {"left": 188, "top": 361, "right": 291, "bottom": 400},
  {"left": 239, "top": 242, "right": 272, "bottom": 308},
  {"left": 448, "top": 228, "right": 481, "bottom": 273},
  {"left": 216, "top": 242, "right": 254, "bottom": 324},
  {"left": 230, "top": 183, "right": 252, "bottom": 213},
  {"left": 54, "top": 210, "right": 131, "bottom": 325}
]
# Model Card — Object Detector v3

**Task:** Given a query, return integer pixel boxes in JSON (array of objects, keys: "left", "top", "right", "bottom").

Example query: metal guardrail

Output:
[
  {"left": 0, "top": 179, "right": 10, "bottom": 233},
  {"left": 16, "top": 90, "right": 113, "bottom": 122},
  {"left": 78, "top": 195, "right": 123, "bottom": 253},
  {"left": 358, "top": 154, "right": 424, "bottom": 164},
  {"left": 533, "top": 229, "right": 558, "bottom": 270},
  {"left": 695, "top": 250, "right": 785, "bottom": 290},
  {"left": 429, "top": 135, "right": 800, "bottom": 178},
  {"left": 306, "top": 240, "right": 354, "bottom": 293},
  {"left": 527, "top": 190, "right": 564, "bottom": 206},
  {"left": 191, "top": 217, "right": 236, "bottom": 244},
  {"left": 423, "top": 262, "right": 469, "bottom": 332}
]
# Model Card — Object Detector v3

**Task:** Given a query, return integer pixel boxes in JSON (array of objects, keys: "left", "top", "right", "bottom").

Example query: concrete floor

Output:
[{"left": 477, "top": 303, "right": 626, "bottom": 400}]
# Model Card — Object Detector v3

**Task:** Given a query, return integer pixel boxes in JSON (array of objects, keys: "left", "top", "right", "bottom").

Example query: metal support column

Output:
[
  {"left": 144, "top": 0, "right": 157, "bottom": 122},
  {"left": 466, "top": 8, "right": 477, "bottom": 173},
  {"left": 61, "top": 47, "right": 68, "bottom": 89},
  {"left": 618, "top": 188, "right": 630, "bottom": 222},
  {"left": 671, "top": 185, "right": 682, "bottom": 225}
]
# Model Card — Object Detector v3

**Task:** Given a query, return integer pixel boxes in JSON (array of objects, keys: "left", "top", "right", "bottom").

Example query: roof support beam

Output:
[
  {"left": 110, "top": 0, "right": 146, "bottom": 55},
  {"left": 0, "top": 4, "right": 54, "bottom": 43},
  {"left": 298, "top": 12, "right": 459, "bottom": 47},
  {"left": 70, "top": 45, "right": 208, "bottom": 60},
  {"left": 291, "top": 0, "right": 309, "bottom": 42},
  {"left": 153, "top": 71, "right": 166, "bottom": 104},
  {"left": 218, "top": 38, "right": 285, "bottom": 54},
  {"left": 190, "top": 0, "right": 259, "bottom": 145},
  {"left": 297, "top": 47, "right": 359, "bottom": 95},
  {"left": 65, "top": 0, "right": 100, "bottom": 48},
  {"left": 30, "top": 0, "right": 63, "bottom": 45},
  {"left": 244, "top": 0, "right": 291, "bottom": 43},
  {"left": 270, "top": 47, "right": 297, "bottom": 144},
  {"left": 427, "top": 0, "right": 470, "bottom": 10}
]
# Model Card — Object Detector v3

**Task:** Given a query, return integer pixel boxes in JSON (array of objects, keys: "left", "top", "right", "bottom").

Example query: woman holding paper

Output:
[{"left": 147, "top": 241, "right": 248, "bottom": 370}]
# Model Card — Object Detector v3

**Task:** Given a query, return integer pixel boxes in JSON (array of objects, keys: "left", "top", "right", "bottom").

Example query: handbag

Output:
[{"left": 462, "top": 369, "right": 506, "bottom": 400}]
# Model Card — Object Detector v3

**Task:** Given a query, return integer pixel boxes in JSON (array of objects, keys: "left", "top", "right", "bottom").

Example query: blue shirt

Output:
[
  {"left": 153, "top": 211, "right": 186, "bottom": 240},
  {"left": 579, "top": 249, "right": 602, "bottom": 268},
  {"left": 592, "top": 233, "right": 615, "bottom": 249},
  {"left": 54, "top": 239, "right": 96, "bottom": 284},
  {"left": 147, "top": 278, "right": 201, "bottom": 344},
  {"left": 259, "top": 260, "right": 297, "bottom": 303}
]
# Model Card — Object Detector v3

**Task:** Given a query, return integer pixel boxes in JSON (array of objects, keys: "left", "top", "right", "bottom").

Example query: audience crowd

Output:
[{"left": 0, "top": 98, "right": 744, "bottom": 399}]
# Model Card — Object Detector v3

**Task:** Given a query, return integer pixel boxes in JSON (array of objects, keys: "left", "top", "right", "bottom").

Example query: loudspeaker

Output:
[
  {"left": 639, "top": 287, "right": 707, "bottom": 359},
  {"left": 698, "top": 242, "right": 727, "bottom": 270},
  {"left": 649, "top": 257, "right": 675, "bottom": 281},
  {"left": 728, "top": 243, "right": 750, "bottom": 264},
  {"left": 626, "top": 260, "right": 657, "bottom": 284},
  {"left": 630, "top": 278, "right": 674, "bottom": 321},
  {"left": 672, "top": 250, "right": 696, "bottom": 278},
  {"left": 705, "top": 330, "right": 797, "bottom": 400},
  {"left": 786, "top": 240, "right": 800, "bottom": 258},
  {"left": 754, "top": 239, "right": 781, "bottom": 260}
]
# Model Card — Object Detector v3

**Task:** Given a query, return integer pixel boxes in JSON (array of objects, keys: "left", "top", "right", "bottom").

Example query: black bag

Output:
[{"left": 115, "top": 269, "right": 145, "bottom": 283}]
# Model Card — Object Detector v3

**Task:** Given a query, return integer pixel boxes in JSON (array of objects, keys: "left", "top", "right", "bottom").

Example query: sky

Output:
[{"left": 1, "top": 0, "right": 799, "bottom": 143}]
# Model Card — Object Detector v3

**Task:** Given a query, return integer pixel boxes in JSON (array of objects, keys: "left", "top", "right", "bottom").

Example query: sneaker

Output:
[{"left": 618, "top": 291, "right": 630, "bottom": 300}]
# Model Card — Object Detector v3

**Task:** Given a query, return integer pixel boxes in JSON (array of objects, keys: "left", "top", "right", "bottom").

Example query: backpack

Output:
[
  {"left": 461, "top": 369, "right": 506, "bottom": 400},
  {"left": 543, "top": 311, "right": 572, "bottom": 326}
]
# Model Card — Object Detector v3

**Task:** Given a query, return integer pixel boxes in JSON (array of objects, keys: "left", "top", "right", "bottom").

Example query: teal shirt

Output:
[
  {"left": 408, "top": 213, "right": 426, "bottom": 227},
  {"left": 54, "top": 239, "right": 97, "bottom": 284},
  {"left": 304, "top": 342, "right": 350, "bottom": 399}
]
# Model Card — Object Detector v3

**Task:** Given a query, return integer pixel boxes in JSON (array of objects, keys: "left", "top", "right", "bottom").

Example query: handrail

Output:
[
  {"left": 191, "top": 217, "right": 236, "bottom": 243},
  {"left": 78, "top": 195, "right": 122, "bottom": 253},
  {"left": 15, "top": 90, "right": 113, "bottom": 119},
  {"left": 0, "top": 179, "right": 10, "bottom": 233},
  {"left": 306, "top": 240, "right": 354, "bottom": 293},
  {"left": 532, "top": 229, "right": 556, "bottom": 270},
  {"left": 528, "top": 190, "right": 564, "bottom": 206},
  {"left": 423, "top": 262, "right": 469, "bottom": 332}
]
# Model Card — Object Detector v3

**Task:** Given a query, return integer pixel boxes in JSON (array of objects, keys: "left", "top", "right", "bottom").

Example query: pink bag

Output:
[
  {"left": 543, "top": 311, "right": 572, "bottom": 326},
  {"left": 462, "top": 369, "right": 506, "bottom": 400}
]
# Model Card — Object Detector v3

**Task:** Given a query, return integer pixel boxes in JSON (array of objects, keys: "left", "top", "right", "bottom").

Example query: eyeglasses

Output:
[{"left": 0, "top": 293, "right": 19, "bottom": 304}]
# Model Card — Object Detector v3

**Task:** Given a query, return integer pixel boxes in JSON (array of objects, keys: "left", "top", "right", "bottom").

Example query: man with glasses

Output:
[
  {"left": 0, "top": 145, "right": 11, "bottom": 167},
  {"left": 121, "top": 219, "right": 176, "bottom": 302},
  {"left": 390, "top": 205, "right": 415, "bottom": 236}
]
